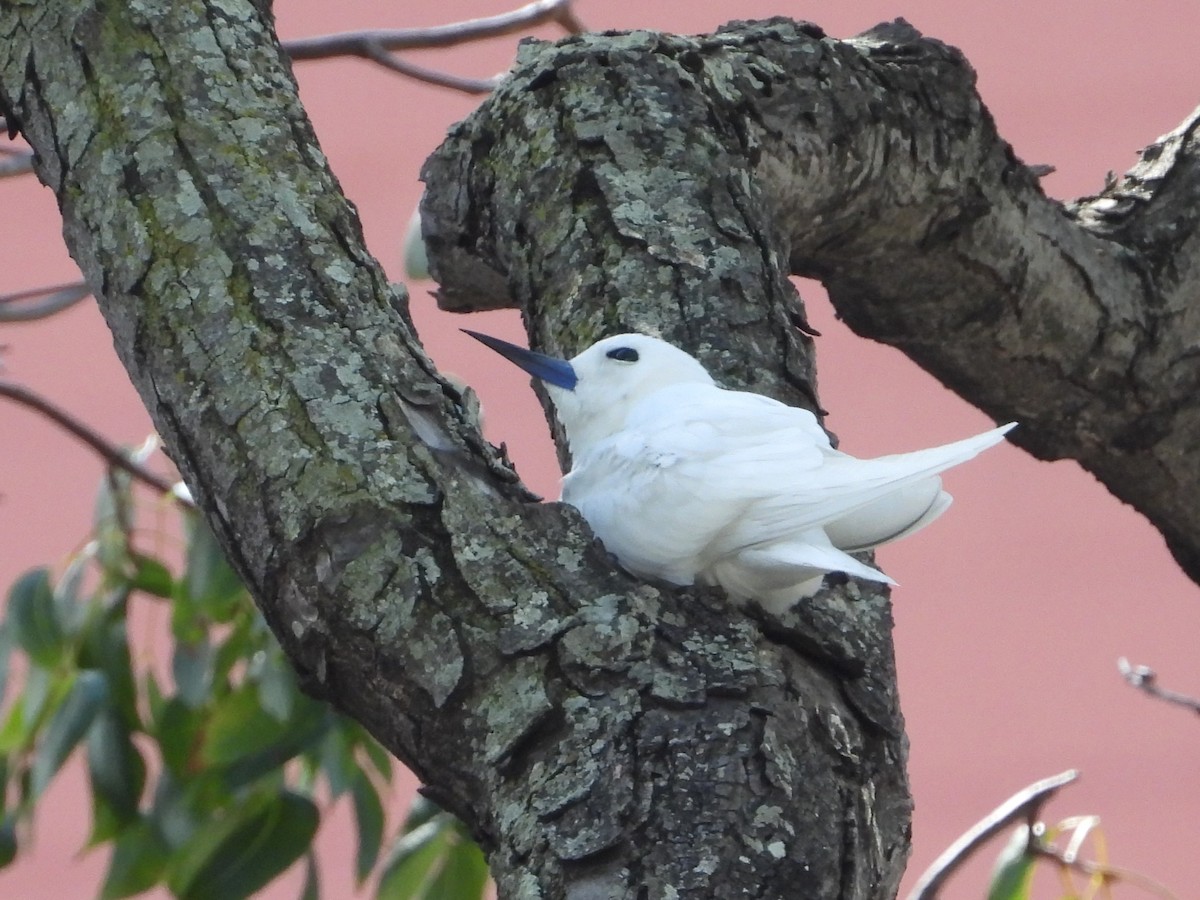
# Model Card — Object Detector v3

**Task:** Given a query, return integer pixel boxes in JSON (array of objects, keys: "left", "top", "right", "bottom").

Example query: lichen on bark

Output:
[{"left": 26, "top": 4, "right": 1200, "bottom": 898}]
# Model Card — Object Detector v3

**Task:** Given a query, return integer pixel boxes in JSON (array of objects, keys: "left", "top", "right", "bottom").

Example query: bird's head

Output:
[{"left": 464, "top": 330, "right": 715, "bottom": 453}]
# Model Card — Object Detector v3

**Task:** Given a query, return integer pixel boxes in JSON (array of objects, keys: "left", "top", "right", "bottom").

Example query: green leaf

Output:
[
  {"left": 200, "top": 687, "right": 284, "bottom": 766},
  {"left": 255, "top": 653, "right": 297, "bottom": 722},
  {"left": 100, "top": 819, "right": 170, "bottom": 900},
  {"left": 8, "top": 569, "right": 65, "bottom": 668},
  {"left": 377, "top": 819, "right": 449, "bottom": 900},
  {"left": 0, "top": 665, "right": 58, "bottom": 754},
  {"left": 94, "top": 469, "right": 131, "bottom": 531},
  {"left": 94, "top": 473, "right": 134, "bottom": 575},
  {"left": 79, "top": 615, "right": 139, "bottom": 729},
  {"left": 148, "top": 771, "right": 203, "bottom": 850},
  {"left": 22, "top": 663, "right": 56, "bottom": 729},
  {"left": 130, "top": 554, "right": 175, "bottom": 599},
  {"left": 0, "top": 696, "right": 27, "bottom": 753},
  {"left": 0, "top": 815, "right": 17, "bottom": 869},
  {"left": 316, "top": 729, "right": 352, "bottom": 799},
  {"left": 351, "top": 770, "right": 385, "bottom": 884},
  {"left": 401, "top": 796, "right": 443, "bottom": 834},
  {"left": 155, "top": 698, "right": 202, "bottom": 778},
  {"left": 87, "top": 710, "right": 147, "bottom": 836},
  {"left": 211, "top": 622, "right": 256, "bottom": 689},
  {"left": 987, "top": 825, "right": 1037, "bottom": 900},
  {"left": 143, "top": 673, "right": 167, "bottom": 732},
  {"left": 168, "top": 790, "right": 319, "bottom": 900},
  {"left": 51, "top": 551, "right": 91, "bottom": 638},
  {"left": 429, "top": 830, "right": 488, "bottom": 900},
  {"left": 0, "top": 622, "right": 14, "bottom": 706},
  {"left": 182, "top": 518, "right": 245, "bottom": 622},
  {"left": 360, "top": 729, "right": 394, "bottom": 783},
  {"left": 31, "top": 669, "right": 109, "bottom": 797},
  {"left": 201, "top": 687, "right": 330, "bottom": 788},
  {"left": 299, "top": 851, "right": 320, "bottom": 900},
  {"left": 376, "top": 815, "right": 489, "bottom": 900},
  {"left": 173, "top": 638, "right": 214, "bottom": 709}
]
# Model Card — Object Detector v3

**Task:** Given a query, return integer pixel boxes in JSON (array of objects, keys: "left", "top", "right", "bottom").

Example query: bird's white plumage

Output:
[{"left": 475, "top": 331, "right": 1014, "bottom": 615}]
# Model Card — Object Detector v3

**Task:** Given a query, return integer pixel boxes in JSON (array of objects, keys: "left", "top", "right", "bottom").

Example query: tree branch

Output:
[
  {"left": 907, "top": 769, "right": 1078, "bottom": 898},
  {"left": 3, "top": 6, "right": 912, "bottom": 897},
  {"left": 283, "top": 0, "right": 584, "bottom": 59},
  {"left": 0, "top": 380, "right": 186, "bottom": 500},
  {"left": 1118, "top": 657, "right": 1200, "bottom": 716},
  {"left": 0, "top": 280, "right": 90, "bottom": 321},
  {"left": 423, "top": 18, "right": 1200, "bottom": 590},
  {"left": 358, "top": 40, "right": 501, "bottom": 94},
  {"left": 422, "top": 22, "right": 914, "bottom": 896},
  {"left": 0, "top": 146, "right": 33, "bottom": 178}
]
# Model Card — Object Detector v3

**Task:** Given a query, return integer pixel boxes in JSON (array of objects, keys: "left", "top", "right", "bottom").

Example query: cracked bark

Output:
[
  {"left": 426, "top": 18, "right": 1200, "bottom": 588},
  {"left": 5, "top": 3, "right": 1194, "bottom": 898}
]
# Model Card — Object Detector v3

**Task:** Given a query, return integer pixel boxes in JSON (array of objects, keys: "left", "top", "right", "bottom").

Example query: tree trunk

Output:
[
  {"left": 0, "top": 4, "right": 912, "bottom": 897},
  {"left": 9, "top": 4, "right": 1196, "bottom": 897}
]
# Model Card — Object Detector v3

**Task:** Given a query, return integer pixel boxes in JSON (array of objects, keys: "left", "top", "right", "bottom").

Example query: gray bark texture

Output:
[
  {"left": 425, "top": 18, "right": 1200, "bottom": 587},
  {"left": 3, "top": 1, "right": 1197, "bottom": 898}
]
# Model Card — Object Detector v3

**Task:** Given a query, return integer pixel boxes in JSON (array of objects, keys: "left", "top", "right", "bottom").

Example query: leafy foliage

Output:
[{"left": 0, "top": 468, "right": 489, "bottom": 899}]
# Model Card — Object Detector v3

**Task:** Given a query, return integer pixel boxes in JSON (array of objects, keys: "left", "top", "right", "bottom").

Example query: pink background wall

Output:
[{"left": 2, "top": 1, "right": 1197, "bottom": 896}]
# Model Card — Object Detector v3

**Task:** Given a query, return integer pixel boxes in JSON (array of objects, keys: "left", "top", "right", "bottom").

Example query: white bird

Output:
[{"left": 466, "top": 330, "right": 1015, "bottom": 615}]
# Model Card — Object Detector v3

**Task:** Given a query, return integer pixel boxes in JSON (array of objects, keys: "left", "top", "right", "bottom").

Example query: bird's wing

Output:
[
  {"left": 566, "top": 382, "right": 1012, "bottom": 580},
  {"left": 615, "top": 390, "right": 1011, "bottom": 556},
  {"left": 711, "top": 422, "right": 1016, "bottom": 555},
  {"left": 562, "top": 385, "right": 833, "bottom": 580}
]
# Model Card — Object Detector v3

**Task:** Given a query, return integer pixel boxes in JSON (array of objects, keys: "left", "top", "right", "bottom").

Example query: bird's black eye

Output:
[{"left": 606, "top": 347, "right": 639, "bottom": 362}]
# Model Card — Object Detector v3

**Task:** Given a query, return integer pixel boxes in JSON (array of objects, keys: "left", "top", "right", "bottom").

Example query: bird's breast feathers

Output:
[{"left": 561, "top": 383, "right": 837, "bottom": 583}]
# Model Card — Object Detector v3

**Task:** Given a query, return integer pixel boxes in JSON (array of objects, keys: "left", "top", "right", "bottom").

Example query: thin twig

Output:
[
  {"left": 907, "top": 769, "right": 1079, "bottom": 899},
  {"left": 0, "top": 149, "right": 33, "bottom": 178},
  {"left": 360, "top": 40, "right": 503, "bottom": 94},
  {"left": 0, "top": 281, "right": 91, "bottom": 322},
  {"left": 1118, "top": 657, "right": 1200, "bottom": 716},
  {"left": 1033, "top": 842, "right": 1180, "bottom": 899},
  {"left": 284, "top": 0, "right": 583, "bottom": 60},
  {"left": 0, "top": 380, "right": 191, "bottom": 504}
]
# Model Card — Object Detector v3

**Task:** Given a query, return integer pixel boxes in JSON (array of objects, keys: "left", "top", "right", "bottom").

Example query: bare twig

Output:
[
  {"left": 0, "top": 148, "right": 33, "bottom": 178},
  {"left": 1118, "top": 657, "right": 1200, "bottom": 716},
  {"left": 0, "top": 4, "right": 587, "bottom": 152},
  {"left": 0, "top": 380, "right": 190, "bottom": 504},
  {"left": 360, "top": 40, "right": 502, "bottom": 94},
  {"left": 283, "top": 0, "right": 583, "bottom": 60},
  {"left": 907, "top": 769, "right": 1079, "bottom": 898},
  {"left": 0, "top": 280, "right": 91, "bottom": 321}
]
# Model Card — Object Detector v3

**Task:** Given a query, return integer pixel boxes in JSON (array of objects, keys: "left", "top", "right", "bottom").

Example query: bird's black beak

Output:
[{"left": 462, "top": 330, "right": 578, "bottom": 391}]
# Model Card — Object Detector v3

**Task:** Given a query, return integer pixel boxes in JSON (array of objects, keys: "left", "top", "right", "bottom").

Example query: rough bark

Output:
[
  {"left": 0, "top": 4, "right": 913, "bottom": 899},
  {"left": 425, "top": 18, "right": 1200, "bottom": 585}
]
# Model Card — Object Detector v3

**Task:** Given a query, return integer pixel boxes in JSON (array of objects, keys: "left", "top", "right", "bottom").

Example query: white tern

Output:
[{"left": 466, "top": 330, "right": 1015, "bottom": 615}]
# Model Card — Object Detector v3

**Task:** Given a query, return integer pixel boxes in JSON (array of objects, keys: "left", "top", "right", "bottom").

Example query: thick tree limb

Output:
[
  {"left": 1, "top": 4, "right": 909, "bottom": 898},
  {"left": 423, "top": 21, "right": 917, "bottom": 896},
  {"left": 425, "top": 18, "right": 1200, "bottom": 588}
]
